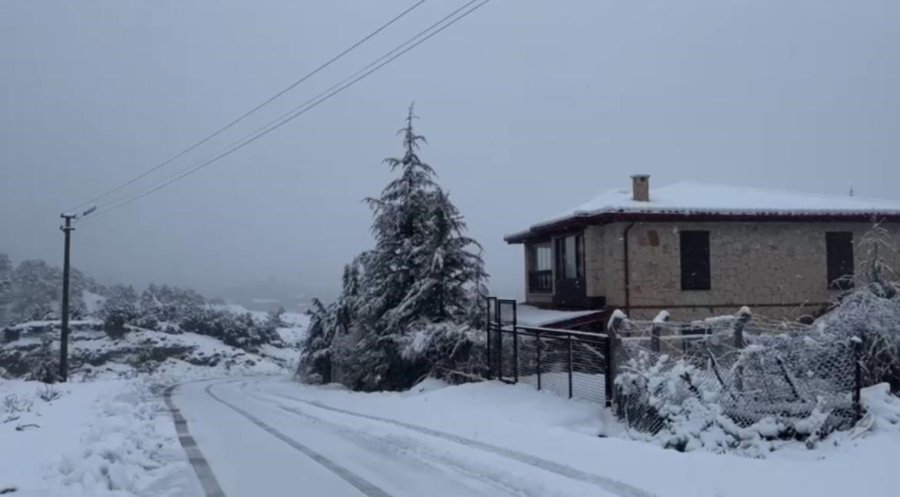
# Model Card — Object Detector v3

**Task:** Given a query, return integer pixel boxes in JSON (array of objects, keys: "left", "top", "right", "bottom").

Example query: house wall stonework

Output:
[{"left": 582, "top": 221, "right": 900, "bottom": 321}]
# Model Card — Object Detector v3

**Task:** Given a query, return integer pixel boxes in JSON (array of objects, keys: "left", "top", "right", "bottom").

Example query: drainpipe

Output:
[{"left": 623, "top": 222, "right": 636, "bottom": 315}]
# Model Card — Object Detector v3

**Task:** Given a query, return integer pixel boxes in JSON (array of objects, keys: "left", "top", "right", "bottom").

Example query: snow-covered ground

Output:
[
  {"left": 170, "top": 377, "right": 900, "bottom": 497},
  {"left": 3, "top": 373, "right": 897, "bottom": 497},
  {"left": 0, "top": 377, "right": 202, "bottom": 496},
  {"left": 0, "top": 307, "right": 309, "bottom": 495}
]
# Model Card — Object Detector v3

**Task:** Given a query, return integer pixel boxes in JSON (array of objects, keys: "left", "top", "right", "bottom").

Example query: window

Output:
[
  {"left": 555, "top": 233, "right": 584, "bottom": 280},
  {"left": 527, "top": 243, "right": 553, "bottom": 293},
  {"left": 826, "top": 232, "right": 854, "bottom": 290},
  {"left": 564, "top": 236, "right": 578, "bottom": 279},
  {"left": 531, "top": 244, "right": 552, "bottom": 271},
  {"left": 680, "top": 231, "right": 710, "bottom": 290}
]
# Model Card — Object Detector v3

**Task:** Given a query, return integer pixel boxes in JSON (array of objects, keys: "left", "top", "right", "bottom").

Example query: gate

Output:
[{"left": 484, "top": 297, "right": 613, "bottom": 404}]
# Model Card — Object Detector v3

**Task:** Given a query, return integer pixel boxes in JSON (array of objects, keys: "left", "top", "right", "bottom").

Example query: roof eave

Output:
[{"left": 505, "top": 211, "right": 900, "bottom": 244}]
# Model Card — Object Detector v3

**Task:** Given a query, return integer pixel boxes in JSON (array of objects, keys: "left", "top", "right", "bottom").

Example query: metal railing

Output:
[
  {"left": 485, "top": 297, "right": 612, "bottom": 405},
  {"left": 527, "top": 270, "right": 553, "bottom": 294}
]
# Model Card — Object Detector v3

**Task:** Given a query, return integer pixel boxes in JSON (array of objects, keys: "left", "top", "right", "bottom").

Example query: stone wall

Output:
[{"left": 584, "top": 221, "right": 900, "bottom": 321}]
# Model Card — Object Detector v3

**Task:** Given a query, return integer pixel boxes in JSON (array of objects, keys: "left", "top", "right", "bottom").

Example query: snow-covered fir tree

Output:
[
  {"left": 392, "top": 188, "right": 485, "bottom": 324},
  {"left": 298, "top": 106, "right": 489, "bottom": 391},
  {"left": 361, "top": 105, "right": 442, "bottom": 331},
  {"left": 362, "top": 105, "right": 486, "bottom": 332}
]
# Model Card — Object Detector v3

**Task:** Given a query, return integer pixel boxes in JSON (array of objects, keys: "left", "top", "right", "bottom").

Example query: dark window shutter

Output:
[
  {"left": 826, "top": 232, "right": 854, "bottom": 290},
  {"left": 680, "top": 231, "right": 711, "bottom": 291}
]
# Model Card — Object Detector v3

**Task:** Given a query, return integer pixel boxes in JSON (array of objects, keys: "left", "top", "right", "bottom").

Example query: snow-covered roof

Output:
[
  {"left": 515, "top": 305, "right": 603, "bottom": 328},
  {"left": 507, "top": 181, "right": 900, "bottom": 241}
]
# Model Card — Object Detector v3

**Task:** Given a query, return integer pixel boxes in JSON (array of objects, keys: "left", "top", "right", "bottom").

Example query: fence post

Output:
[
  {"left": 651, "top": 310, "right": 669, "bottom": 353},
  {"left": 734, "top": 306, "right": 751, "bottom": 349},
  {"left": 605, "top": 310, "right": 624, "bottom": 409},
  {"left": 567, "top": 334, "right": 574, "bottom": 399},
  {"left": 853, "top": 336, "right": 863, "bottom": 423},
  {"left": 512, "top": 301, "right": 518, "bottom": 384},
  {"left": 512, "top": 332, "right": 519, "bottom": 385},
  {"left": 485, "top": 296, "right": 493, "bottom": 380},
  {"left": 536, "top": 330, "right": 542, "bottom": 391},
  {"left": 494, "top": 299, "right": 502, "bottom": 380}
]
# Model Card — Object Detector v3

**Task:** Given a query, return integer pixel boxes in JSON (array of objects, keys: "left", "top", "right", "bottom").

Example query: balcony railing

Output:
[{"left": 528, "top": 270, "right": 553, "bottom": 294}]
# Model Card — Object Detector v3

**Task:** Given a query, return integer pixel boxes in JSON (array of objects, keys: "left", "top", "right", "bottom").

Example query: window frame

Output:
[{"left": 527, "top": 242, "right": 553, "bottom": 294}]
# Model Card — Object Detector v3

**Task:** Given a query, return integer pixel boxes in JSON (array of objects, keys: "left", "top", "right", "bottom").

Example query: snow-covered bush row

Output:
[
  {"left": 0, "top": 254, "right": 104, "bottom": 327},
  {"left": 99, "top": 283, "right": 286, "bottom": 352},
  {"left": 296, "top": 108, "right": 488, "bottom": 392},
  {"left": 0, "top": 253, "right": 289, "bottom": 367}
]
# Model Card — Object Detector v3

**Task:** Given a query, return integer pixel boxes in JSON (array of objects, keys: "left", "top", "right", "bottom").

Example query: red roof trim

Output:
[{"left": 505, "top": 212, "right": 900, "bottom": 244}]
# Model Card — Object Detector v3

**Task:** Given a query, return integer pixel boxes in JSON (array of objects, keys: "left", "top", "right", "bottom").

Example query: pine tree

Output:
[
  {"left": 297, "top": 298, "right": 338, "bottom": 383},
  {"left": 391, "top": 188, "right": 486, "bottom": 324},
  {"left": 361, "top": 104, "right": 441, "bottom": 332},
  {"left": 299, "top": 105, "right": 490, "bottom": 391}
]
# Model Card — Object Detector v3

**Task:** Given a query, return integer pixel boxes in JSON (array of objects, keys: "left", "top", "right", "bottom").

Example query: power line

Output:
[
  {"left": 66, "top": 0, "right": 430, "bottom": 213},
  {"left": 86, "top": 0, "right": 494, "bottom": 221},
  {"left": 91, "top": 0, "right": 483, "bottom": 216}
]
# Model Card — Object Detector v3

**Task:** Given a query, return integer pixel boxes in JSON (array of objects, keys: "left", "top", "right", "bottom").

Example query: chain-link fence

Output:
[{"left": 610, "top": 310, "right": 863, "bottom": 440}]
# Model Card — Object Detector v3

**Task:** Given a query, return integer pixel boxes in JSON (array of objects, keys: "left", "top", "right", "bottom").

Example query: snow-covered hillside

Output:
[{"left": 1, "top": 308, "right": 308, "bottom": 381}]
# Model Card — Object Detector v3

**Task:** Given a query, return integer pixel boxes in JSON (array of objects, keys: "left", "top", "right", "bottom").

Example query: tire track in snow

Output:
[
  {"left": 260, "top": 388, "right": 657, "bottom": 497},
  {"left": 203, "top": 382, "right": 394, "bottom": 497},
  {"left": 248, "top": 393, "right": 575, "bottom": 497},
  {"left": 164, "top": 384, "right": 228, "bottom": 497}
]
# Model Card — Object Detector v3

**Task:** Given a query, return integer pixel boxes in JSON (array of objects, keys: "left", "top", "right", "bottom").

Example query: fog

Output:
[{"left": 2, "top": 0, "right": 898, "bottom": 303}]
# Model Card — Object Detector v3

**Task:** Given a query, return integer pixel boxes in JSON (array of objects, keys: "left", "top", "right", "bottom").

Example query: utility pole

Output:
[
  {"left": 59, "top": 214, "right": 76, "bottom": 382},
  {"left": 59, "top": 206, "right": 95, "bottom": 383}
]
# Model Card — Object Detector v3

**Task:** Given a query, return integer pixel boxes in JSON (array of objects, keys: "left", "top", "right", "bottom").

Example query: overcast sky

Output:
[{"left": 2, "top": 0, "right": 898, "bottom": 300}]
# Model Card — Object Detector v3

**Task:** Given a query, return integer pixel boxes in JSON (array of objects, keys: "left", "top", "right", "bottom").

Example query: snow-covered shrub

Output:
[
  {"left": 26, "top": 335, "right": 59, "bottom": 384},
  {"left": 814, "top": 289, "right": 900, "bottom": 392},
  {"left": 38, "top": 384, "right": 61, "bottom": 402},
  {"left": 616, "top": 336, "right": 862, "bottom": 453},
  {"left": 138, "top": 284, "right": 206, "bottom": 323},
  {"left": 179, "top": 308, "right": 283, "bottom": 352},
  {"left": 616, "top": 350, "right": 743, "bottom": 452},
  {"left": 397, "top": 322, "right": 486, "bottom": 384},
  {"left": 99, "top": 284, "right": 139, "bottom": 339},
  {"left": 813, "top": 224, "right": 900, "bottom": 391}
]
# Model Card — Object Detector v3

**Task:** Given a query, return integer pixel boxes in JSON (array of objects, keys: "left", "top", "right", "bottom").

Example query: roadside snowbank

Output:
[
  {"left": 263, "top": 378, "right": 900, "bottom": 497},
  {"left": 0, "top": 378, "right": 198, "bottom": 496}
]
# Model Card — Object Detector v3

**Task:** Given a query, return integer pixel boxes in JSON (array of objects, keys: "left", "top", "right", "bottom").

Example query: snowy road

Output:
[{"left": 173, "top": 379, "right": 653, "bottom": 497}]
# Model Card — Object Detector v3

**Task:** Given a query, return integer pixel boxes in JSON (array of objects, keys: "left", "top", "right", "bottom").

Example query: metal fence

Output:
[
  {"left": 485, "top": 298, "right": 865, "bottom": 439},
  {"left": 610, "top": 311, "right": 864, "bottom": 436},
  {"left": 485, "top": 298, "right": 611, "bottom": 404}
]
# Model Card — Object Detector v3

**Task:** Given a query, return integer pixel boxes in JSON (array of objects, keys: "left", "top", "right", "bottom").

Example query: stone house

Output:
[{"left": 505, "top": 176, "right": 900, "bottom": 326}]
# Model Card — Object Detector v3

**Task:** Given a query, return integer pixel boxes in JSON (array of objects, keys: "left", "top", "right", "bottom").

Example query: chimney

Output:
[{"left": 631, "top": 174, "right": 650, "bottom": 202}]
